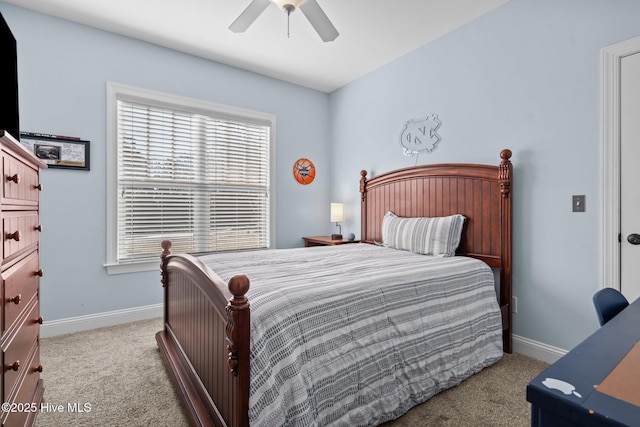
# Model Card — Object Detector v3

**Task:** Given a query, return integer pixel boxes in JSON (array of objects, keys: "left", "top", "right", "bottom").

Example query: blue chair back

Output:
[{"left": 592, "top": 288, "right": 629, "bottom": 326}]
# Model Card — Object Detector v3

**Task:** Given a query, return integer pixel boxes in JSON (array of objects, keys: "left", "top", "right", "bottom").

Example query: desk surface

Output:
[
  {"left": 597, "top": 339, "right": 640, "bottom": 407},
  {"left": 527, "top": 297, "right": 640, "bottom": 426}
]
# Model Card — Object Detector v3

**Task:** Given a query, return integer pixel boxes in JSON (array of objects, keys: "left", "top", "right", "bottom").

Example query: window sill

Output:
[{"left": 104, "top": 259, "right": 159, "bottom": 275}]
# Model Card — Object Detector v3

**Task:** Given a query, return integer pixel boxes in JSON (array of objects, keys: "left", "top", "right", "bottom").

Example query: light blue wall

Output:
[
  {"left": 0, "top": 3, "right": 331, "bottom": 322},
  {"left": 329, "top": 0, "right": 640, "bottom": 351}
]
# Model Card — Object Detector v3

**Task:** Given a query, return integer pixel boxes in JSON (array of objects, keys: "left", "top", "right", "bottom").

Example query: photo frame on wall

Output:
[{"left": 20, "top": 132, "right": 90, "bottom": 170}]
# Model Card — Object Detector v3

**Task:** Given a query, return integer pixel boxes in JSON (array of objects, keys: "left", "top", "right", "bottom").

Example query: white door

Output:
[{"left": 620, "top": 52, "right": 640, "bottom": 303}]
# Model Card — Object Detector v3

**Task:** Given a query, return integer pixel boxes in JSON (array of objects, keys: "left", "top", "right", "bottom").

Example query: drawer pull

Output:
[
  {"left": 35, "top": 316, "right": 44, "bottom": 325},
  {"left": 6, "top": 174, "right": 20, "bottom": 184},
  {"left": 35, "top": 225, "right": 43, "bottom": 232},
  {"left": 6, "top": 230, "right": 21, "bottom": 241},
  {"left": 33, "top": 364, "right": 43, "bottom": 373},
  {"left": 7, "top": 294, "right": 21, "bottom": 305},
  {"left": 6, "top": 361, "right": 19, "bottom": 372},
  {"left": 34, "top": 183, "right": 43, "bottom": 191},
  {"left": 35, "top": 269, "right": 44, "bottom": 277}
]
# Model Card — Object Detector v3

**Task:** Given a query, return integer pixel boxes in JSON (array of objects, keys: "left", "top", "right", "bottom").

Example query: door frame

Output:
[{"left": 602, "top": 36, "right": 640, "bottom": 291}]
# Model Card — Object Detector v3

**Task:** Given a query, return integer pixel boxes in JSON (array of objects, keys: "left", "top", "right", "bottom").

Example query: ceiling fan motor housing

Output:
[{"left": 273, "top": 0, "right": 306, "bottom": 12}]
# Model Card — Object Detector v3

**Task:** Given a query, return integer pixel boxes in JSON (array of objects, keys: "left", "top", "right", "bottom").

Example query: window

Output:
[{"left": 105, "top": 83, "right": 275, "bottom": 274}]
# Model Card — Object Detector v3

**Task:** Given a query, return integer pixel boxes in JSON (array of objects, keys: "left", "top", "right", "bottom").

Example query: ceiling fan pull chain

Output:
[{"left": 284, "top": 4, "right": 294, "bottom": 38}]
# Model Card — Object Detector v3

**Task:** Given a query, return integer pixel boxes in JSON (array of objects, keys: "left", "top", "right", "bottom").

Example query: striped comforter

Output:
[{"left": 198, "top": 243, "right": 503, "bottom": 426}]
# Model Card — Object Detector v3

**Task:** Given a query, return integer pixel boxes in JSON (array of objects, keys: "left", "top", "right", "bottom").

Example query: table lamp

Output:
[{"left": 331, "top": 203, "right": 343, "bottom": 240}]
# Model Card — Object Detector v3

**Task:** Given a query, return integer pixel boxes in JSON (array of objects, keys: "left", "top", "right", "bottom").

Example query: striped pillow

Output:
[{"left": 381, "top": 211, "right": 466, "bottom": 256}]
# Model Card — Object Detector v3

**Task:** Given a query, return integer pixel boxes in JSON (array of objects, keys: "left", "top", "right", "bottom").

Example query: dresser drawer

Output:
[
  {"left": 2, "top": 341, "right": 41, "bottom": 427},
  {"left": 1, "top": 211, "right": 40, "bottom": 264},
  {"left": 2, "top": 251, "right": 40, "bottom": 336},
  {"left": 2, "top": 151, "right": 41, "bottom": 208},
  {"left": 3, "top": 302, "right": 39, "bottom": 402}
]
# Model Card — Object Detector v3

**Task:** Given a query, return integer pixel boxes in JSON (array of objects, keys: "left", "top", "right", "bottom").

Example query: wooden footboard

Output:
[{"left": 156, "top": 241, "right": 250, "bottom": 427}]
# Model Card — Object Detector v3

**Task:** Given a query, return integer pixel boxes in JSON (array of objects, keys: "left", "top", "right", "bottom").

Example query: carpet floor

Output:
[{"left": 34, "top": 318, "right": 547, "bottom": 427}]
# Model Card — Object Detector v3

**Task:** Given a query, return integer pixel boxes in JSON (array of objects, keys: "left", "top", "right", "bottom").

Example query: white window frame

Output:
[{"left": 105, "top": 82, "right": 276, "bottom": 274}]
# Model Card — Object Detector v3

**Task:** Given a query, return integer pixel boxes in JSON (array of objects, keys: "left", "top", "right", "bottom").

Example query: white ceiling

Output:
[{"left": 4, "top": 0, "right": 510, "bottom": 93}]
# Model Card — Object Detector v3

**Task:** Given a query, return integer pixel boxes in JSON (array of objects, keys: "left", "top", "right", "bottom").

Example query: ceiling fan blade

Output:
[
  {"left": 229, "top": 0, "right": 271, "bottom": 33},
  {"left": 299, "top": 0, "right": 339, "bottom": 42}
]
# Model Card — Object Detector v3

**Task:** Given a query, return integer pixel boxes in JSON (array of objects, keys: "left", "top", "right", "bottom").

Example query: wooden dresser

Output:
[{"left": 0, "top": 130, "right": 46, "bottom": 427}]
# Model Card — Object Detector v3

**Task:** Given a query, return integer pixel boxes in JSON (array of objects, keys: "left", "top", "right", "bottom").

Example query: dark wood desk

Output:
[{"left": 527, "top": 297, "right": 640, "bottom": 426}]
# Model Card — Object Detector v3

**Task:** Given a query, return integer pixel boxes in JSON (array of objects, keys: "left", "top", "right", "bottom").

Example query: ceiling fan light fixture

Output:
[{"left": 272, "top": 0, "right": 306, "bottom": 11}]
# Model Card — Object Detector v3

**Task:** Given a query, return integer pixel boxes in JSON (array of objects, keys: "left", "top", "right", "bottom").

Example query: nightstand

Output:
[{"left": 302, "top": 236, "right": 359, "bottom": 247}]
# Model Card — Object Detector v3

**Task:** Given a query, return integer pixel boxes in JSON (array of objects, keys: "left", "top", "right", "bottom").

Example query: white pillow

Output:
[{"left": 381, "top": 211, "right": 466, "bottom": 257}]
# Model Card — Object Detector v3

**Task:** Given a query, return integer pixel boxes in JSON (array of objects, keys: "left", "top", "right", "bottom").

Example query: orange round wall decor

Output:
[{"left": 293, "top": 158, "right": 316, "bottom": 185}]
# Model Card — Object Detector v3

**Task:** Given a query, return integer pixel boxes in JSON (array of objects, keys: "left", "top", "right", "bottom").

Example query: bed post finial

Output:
[
  {"left": 226, "top": 275, "right": 250, "bottom": 378},
  {"left": 360, "top": 170, "right": 368, "bottom": 202},
  {"left": 499, "top": 149, "right": 512, "bottom": 198},
  {"left": 160, "top": 240, "right": 172, "bottom": 287},
  {"left": 360, "top": 170, "right": 369, "bottom": 242}
]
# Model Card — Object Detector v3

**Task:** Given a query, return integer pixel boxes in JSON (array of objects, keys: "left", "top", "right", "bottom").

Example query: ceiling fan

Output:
[{"left": 229, "top": 0, "right": 339, "bottom": 42}]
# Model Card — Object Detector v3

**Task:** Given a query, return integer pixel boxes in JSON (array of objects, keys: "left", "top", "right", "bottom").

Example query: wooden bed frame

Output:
[{"left": 156, "top": 149, "right": 513, "bottom": 427}]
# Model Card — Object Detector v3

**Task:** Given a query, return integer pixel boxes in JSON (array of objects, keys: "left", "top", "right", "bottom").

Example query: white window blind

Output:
[{"left": 113, "top": 94, "right": 272, "bottom": 265}]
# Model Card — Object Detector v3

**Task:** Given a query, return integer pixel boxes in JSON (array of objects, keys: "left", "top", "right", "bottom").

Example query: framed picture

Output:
[{"left": 20, "top": 132, "right": 90, "bottom": 170}]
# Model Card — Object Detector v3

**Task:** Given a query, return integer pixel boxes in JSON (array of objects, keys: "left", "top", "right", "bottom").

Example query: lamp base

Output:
[{"left": 331, "top": 234, "right": 343, "bottom": 240}]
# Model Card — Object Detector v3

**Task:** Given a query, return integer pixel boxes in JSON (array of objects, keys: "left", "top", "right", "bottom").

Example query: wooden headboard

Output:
[{"left": 359, "top": 149, "right": 513, "bottom": 352}]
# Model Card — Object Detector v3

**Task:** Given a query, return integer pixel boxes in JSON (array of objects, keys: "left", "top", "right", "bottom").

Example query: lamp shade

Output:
[{"left": 330, "top": 203, "right": 344, "bottom": 222}]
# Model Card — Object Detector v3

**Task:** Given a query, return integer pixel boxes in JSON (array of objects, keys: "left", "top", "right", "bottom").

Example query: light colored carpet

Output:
[
  {"left": 34, "top": 318, "right": 547, "bottom": 427},
  {"left": 35, "top": 318, "right": 189, "bottom": 427}
]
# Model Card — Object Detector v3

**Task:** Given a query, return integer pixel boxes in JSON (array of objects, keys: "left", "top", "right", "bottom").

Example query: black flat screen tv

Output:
[{"left": 0, "top": 12, "right": 20, "bottom": 140}]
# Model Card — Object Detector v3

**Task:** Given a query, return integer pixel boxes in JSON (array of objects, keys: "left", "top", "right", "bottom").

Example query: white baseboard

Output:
[
  {"left": 41, "top": 305, "right": 568, "bottom": 365},
  {"left": 40, "top": 304, "right": 163, "bottom": 338},
  {"left": 513, "top": 334, "right": 567, "bottom": 364}
]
